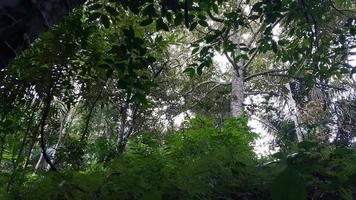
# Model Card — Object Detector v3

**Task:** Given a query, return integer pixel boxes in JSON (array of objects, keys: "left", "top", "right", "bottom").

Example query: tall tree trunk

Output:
[
  {"left": 230, "top": 8, "right": 245, "bottom": 119},
  {"left": 230, "top": 64, "right": 245, "bottom": 119},
  {"left": 0, "top": 0, "right": 85, "bottom": 68},
  {"left": 285, "top": 83, "right": 304, "bottom": 142},
  {"left": 117, "top": 98, "right": 129, "bottom": 154}
]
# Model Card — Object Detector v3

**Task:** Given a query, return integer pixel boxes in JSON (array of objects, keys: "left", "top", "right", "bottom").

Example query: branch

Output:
[
  {"left": 250, "top": 116, "right": 279, "bottom": 132},
  {"left": 207, "top": 11, "right": 225, "bottom": 23},
  {"left": 80, "top": 83, "right": 106, "bottom": 142},
  {"left": 244, "top": 91, "right": 282, "bottom": 97},
  {"left": 183, "top": 80, "right": 230, "bottom": 97},
  {"left": 242, "top": 46, "right": 260, "bottom": 70},
  {"left": 224, "top": 51, "right": 240, "bottom": 73},
  {"left": 39, "top": 78, "right": 57, "bottom": 172},
  {"left": 329, "top": 0, "right": 356, "bottom": 15},
  {"left": 187, "top": 83, "right": 225, "bottom": 110},
  {"left": 315, "top": 83, "right": 347, "bottom": 91},
  {"left": 244, "top": 69, "right": 288, "bottom": 82}
]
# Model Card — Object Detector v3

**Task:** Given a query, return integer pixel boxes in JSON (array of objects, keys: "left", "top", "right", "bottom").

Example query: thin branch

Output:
[
  {"left": 242, "top": 46, "right": 260, "bottom": 70},
  {"left": 244, "top": 91, "right": 282, "bottom": 97},
  {"left": 315, "top": 83, "right": 347, "bottom": 91},
  {"left": 183, "top": 80, "right": 230, "bottom": 97},
  {"left": 244, "top": 69, "right": 288, "bottom": 82},
  {"left": 187, "top": 83, "right": 225, "bottom": 110},
  {"left": 250, "top": 116, "right": 279, "bottom": 132},
  {"left": 224, "top": 51, "right": 240, "bottom": 73},
  {"left": 80, "top": 83, "right": 106, "bottom": 142}
]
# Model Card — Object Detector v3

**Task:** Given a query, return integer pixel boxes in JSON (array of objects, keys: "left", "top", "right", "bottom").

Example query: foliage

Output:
[
  {"left": 1, "top": 117, "right": 356, "bottom": 199},
  {"left": 3, "top": 117, "right": 258, "bottom": 199},
  {"left": 1, "top": 0, "right": 356, "bottom": 199}
]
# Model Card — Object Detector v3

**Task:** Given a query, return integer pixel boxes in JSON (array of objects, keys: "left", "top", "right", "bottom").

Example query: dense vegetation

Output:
[{"left": 1, "top": 0, "right": 356, "bottom": 199}]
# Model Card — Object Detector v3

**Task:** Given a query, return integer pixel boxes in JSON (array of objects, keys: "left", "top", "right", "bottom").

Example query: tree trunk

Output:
[
  {"left": 285, "top": 83, "right": 304, "bottom": 142},
  {"left": 0, "top": 0, "right": 85, "bottom": 68},
  {"left": 231, "top": 64, "right": 245, "bottom": 119},
  {"left": 117, "top": 99, "right": 129, "bottom": 154},
  {"left": 47, "top": 102, "right": 78, "bottom": 169},
  {"left": 229, "top": 6, "right": 245, "bottom": 119}
]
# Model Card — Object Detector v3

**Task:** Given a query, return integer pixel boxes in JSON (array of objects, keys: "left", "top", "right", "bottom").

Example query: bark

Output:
[
  {"left": 117, "top": 100, "right": 129, "bottom": 154},
  {"left": 230, "top": 63, "right": 245, "bottom": 119},
  {"left": 228, "top": 0, "right": 250, "bottom": 119},
  {"left": 0, "top": 0, "right": 85, "bottom": 68},
  {"left": 229, "top": 5, "right": 245, "bottom": 119},
  {"left": 117, "top": 100, "right": 140, "bottom": 154},
  {"left": 35, "top": 77, "right": 57, "bottom": 171},
  {"left": 285, "top": 83, "right": 304, "bottom": 142},
  {"left": 48, "top": 101, "right": 78, "bottom": 169}
]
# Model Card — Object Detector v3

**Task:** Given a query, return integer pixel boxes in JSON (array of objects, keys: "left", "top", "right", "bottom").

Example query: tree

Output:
[{"left": 1, "top": 0, "right": 356, "bottom": 198}]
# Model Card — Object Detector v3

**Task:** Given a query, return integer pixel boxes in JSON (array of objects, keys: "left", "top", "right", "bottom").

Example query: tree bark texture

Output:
[
  {"left": 285, "top": 83, "right": 304, "bottom": 142},
  {"left": 0, "top": 0, "right": 85, "bottom": 68},
  {"left": 229, "top": 0, "right": 247, "bottom": 119},
  {"left": 230, "top": 63, "right": 245, "bottom": 119}
]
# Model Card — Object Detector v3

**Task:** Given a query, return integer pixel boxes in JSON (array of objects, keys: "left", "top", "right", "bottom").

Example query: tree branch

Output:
[
  {"left": 187, "top": 83, "right": 225, "bottom": 110},
  {"left": 242, "top": 46, "right": 260, "bottom": 70},
  {"left": 244, "top": 69, "right": 288, "bottom": 82},
  {"left": 224, "top": 51, "right": 240, "bottom": 73},
  {"left": 183, "top": 80, "right": 230, "bottom": 97},
  {"left": 244, "top": 91, "right": 282, "bottom": 97},
  {"left": 80, "top": 83, "right": 106, "bottom": 142}
]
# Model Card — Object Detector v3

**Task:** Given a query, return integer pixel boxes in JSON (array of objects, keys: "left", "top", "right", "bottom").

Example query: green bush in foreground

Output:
[{"left": 2, "top": 117, "right": 356, "bottom": 200}]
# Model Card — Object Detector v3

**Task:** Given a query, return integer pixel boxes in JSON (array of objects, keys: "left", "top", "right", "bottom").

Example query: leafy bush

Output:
[{"left": 2, "top": 117, "right": 356, "bottom": 200}]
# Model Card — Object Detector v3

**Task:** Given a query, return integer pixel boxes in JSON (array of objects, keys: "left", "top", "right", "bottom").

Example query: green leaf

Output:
[
  {"left": 198, "top": 15, "right": 207, "bottom": 21},
  {"left": 298, "top": 141, "right": 318, "bottom": 150},
  {"left": 197, "top": 63, "right": 204, "bottom": 75},
  {"left": 249, "top": 15, "right": 260, "bottom": 20},
  {"left": 156, "top": 18, "right": 169, "bottom": 31},
  {"left": 89, "top": 3, "right": 103, "bottom": 10},
  {"left": 142, "top": 191, "right": 162, "bottom": 200},
  {"left": 88, "top": 12, "right": 101, "bottom": 22},
  {"left": 143, "top": 3, "right": 156, "bottom": 17},
  {"left": 101, "top": 15, "right": 110, "bottom": 28},
  {"left": 183, "top": 67, "right": 195, "bottom": 78},
  {"left": 198, "top": 20, "right": 209, "bottom": 27},
  {"left": 350, "top": 25, "right": 356, "bottom": 35},
  {"left": 189, "top": 22, "right": 198, "bottom": 31},
  {"left": 105, "top": 5, "right": 119, "bottom": 16},
  {"left": 348, "top": 173, "right": 356, "bottom": 186},
  {"left": 272, "top": 167, "right": 307, "bottom": 200},
  {"left": 106, "top": 68, "right": 114, "bottom": 77},
  {"left": 252, "top": 2, "right": 264, "bottom": 12},
  {"left": 271, "top": 40, "right": 278, "bottom": 53},
  {"left": 174, "top": 13, "right": 184, "bottom": 26},
  {"left": 205, "top": 32, "right": 220, "bottom": 43},
  {"left": 140, "top": 18, "right": 154, "bottom": 26},
  {"left": 192, "top": 47, "right": 200, "bottom": 55},
  {"left": 212, "top": 3, "right": 219, "bottom": 14}
]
